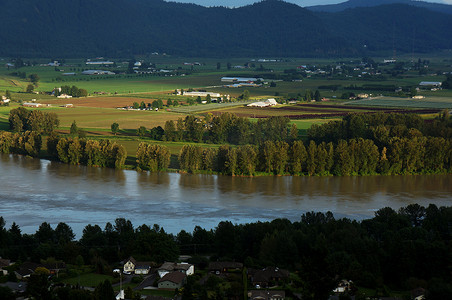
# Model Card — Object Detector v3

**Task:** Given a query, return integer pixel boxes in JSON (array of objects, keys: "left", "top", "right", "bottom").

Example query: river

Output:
[{"left": 0, "top": 153, "right": 451, "bottom": 239}]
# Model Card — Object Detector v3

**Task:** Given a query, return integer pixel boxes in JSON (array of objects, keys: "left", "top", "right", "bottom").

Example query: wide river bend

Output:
[{"left": 0, "top": 154, "right": 451, "bottom": 238}]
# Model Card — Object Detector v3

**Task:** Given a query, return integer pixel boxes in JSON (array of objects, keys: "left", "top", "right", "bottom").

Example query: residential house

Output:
[
  {"left": 123, "top": 257, "right": 152, "bottom": 275},
  {"left": 135, "top": 262, "right": 151, "bottom": 275},
  {"left": 123, "top": 257, "right": 137, "bottom": 274},
  {"left": 248, "top": 267, "right": 290, "bottom": 288},
  {"left": 248, "top": 290, "right": 285, "bottom": 300},
  {"left": 14, "top": 262, "right": 41, "bottom": 279},
  {"left": 158, "top": 262, "right": 194, "bottom": 278},
  {"left": 0, "top": 258, "right": 12, "bottom": 275},
  {"left": 157, "top": 271, "right": 186, "bottom": 290},
  {"left": 208, "top": 261, "right": 243, "bottom": 274}
]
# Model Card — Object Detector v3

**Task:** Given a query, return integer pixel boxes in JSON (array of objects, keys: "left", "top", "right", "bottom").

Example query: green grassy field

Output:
[{"left": 347, "top": 96, "right": 452, "bottom": 109}]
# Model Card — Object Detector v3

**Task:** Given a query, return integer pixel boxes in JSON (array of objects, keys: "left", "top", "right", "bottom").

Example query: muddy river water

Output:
[{"left": 1, "top": 153, "right": 451, "bottom": 238}]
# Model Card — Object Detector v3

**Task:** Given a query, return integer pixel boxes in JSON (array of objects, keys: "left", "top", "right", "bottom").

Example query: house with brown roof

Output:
[
  {"left": 123, "top": 257, "right": 151, "bottom": 275},
  {"left": 208, "top": 261, "right": 243, "bottom": 274},
  {"left": 0, "top": 258, "right": 12, "bottom": 275},
  {"left": 14, "top": 262, "right": 41, "bottom": 279},
  {"left": 248, "top": 267, "right": 290, "bottom": 288},
  {"left": 157, "top": 271, "right": 186, "bottom": 290},
  {"left": 158, "top": 262, "right": 194, "bottom": 278}
]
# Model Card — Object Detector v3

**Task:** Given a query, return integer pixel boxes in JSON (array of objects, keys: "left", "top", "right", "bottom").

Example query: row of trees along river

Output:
[
  {"left": 1, "top": 107, "right": 452, "bottom": 176},
  {"left": 1, "top": 203, "right": 452, "bottom": 298}
]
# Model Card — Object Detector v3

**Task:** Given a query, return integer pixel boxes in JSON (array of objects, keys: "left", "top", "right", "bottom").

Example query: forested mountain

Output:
[
  {"left": 307, "top": 0, "right": 452, "bottom": 15},
  {"left": 0, "top": 0, "right": 451, "bottom": 57}
]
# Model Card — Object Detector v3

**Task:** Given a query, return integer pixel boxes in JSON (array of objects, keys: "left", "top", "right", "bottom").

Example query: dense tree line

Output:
[
  {"left": 47, "top": 134, "right": 127, "bottom": 169},
  {"left": 308, "top": 111, "right": 452, "bottom": 143},
  {"left": 163, "top": 113, "right": 293, "bottom": 145},
  {"left": 0, "top": 130, "right": 42, "bottom": 157},
  {"left": 175, "top": 136, "right": 452, "bottom": 176},
  {"left": 1, "top": 204, "right": 452, "bottom": 298},
  {"left": 136, "top": 142, "right": 170, "bottom": 171},
  {"left": 9, "top": 107, "right": 59, "bottom": 134}
]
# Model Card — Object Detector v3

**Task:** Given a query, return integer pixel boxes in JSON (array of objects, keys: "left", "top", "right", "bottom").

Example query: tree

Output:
[
  {"left": 305, "top": 89, "right": 312, "bottom": 101},
  {"left": 93, "top": 280, "right": 115, "bottom": 300},
  {"left": 70, "top": 120, "right": 78, "bottom": 135},
  {"left": 314, "top": 90, "right": 321, "bottom": 101},
  {"left": 5, "top": 90, "right": 11, "bottom": 100},
  {"left": 26, "top": 84, "right": 34, "bottom": 93},
  {"left": 137, "top": 126, "right": 147, "bottom": 138},
  {"left": 111, "top": 122, "right": 119, "bottom": 135},
  {"left": 164, "top": 120, "right": 176, "bottom": 141},
  {"left": 54, "top": 222, "right": 75, "bottom": 244},
  {"left": 29, "top": 73, "right": 40, "bottom": 86},
  {"left": 241, "top": 90, "right": 250, "bottom": 101},
  {"left": 216, "top": 62, "right": 221, "bottom": 69}
]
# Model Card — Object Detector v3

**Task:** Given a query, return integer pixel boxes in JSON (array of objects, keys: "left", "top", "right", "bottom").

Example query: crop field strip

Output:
[{"left": 347, "top": 97, "right": 452, "bottom": 109}]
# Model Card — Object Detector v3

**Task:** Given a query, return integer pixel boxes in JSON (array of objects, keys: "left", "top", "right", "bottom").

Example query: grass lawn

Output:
[{"left": 62, "top": 273, "right": 116, "bottom": 287}]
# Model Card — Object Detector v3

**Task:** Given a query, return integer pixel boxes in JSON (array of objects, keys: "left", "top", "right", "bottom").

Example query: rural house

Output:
[
  {"left": 158, "top": 262, "right": 194, "bottom": 278},
  {"left": 157, "top": 271, "right": 186, "bottom": 290},
  {"left": 123, "top": 257, "right": 152, "bottom": 275},
  {"left": 208, "top": 261, "right": 243, "bottom": 274},
  {"left": 248, "top": 267, "right": 290, "bottom": 288}
]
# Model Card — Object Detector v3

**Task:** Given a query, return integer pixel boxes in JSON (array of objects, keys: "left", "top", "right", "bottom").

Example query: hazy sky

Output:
[{"left": 167, "top": 0, "right": 452, "bottom": 8}]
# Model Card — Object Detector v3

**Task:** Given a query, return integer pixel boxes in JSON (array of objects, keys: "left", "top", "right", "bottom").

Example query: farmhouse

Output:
[{"left": 247, "top": 98, "right": 278, "bottom": 107}]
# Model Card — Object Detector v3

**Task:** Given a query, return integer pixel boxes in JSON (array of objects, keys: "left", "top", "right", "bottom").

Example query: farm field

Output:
[
  {"left": 205, "top": 102, "right": 439, "bottom": 119},
  {"left": 54, "top": 107, "right": 183, "bottom": 130},
  {"left": 347, "top": 96, "right": 452, "bottom": 109}
]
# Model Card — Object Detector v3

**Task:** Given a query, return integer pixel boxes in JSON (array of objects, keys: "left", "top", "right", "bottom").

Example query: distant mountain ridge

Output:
[
  {"left": 0, "top": 0, "right": 450, "bottom": 58},
  {"left": 307, "top": 0, "right": 452, "bottom": 14}
]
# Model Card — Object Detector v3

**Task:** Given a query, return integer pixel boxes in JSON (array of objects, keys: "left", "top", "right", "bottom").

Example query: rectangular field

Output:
[{"left": 346, "top": 96, "right": 452, "bottom": 109}]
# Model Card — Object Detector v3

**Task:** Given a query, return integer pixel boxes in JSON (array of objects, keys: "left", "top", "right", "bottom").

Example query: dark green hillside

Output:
[
  {"left": 0, "top": 0, "right": 450, "bottom": 57},
  {"left": 317, "top": 4, "right": 452, "bottom": 53}
]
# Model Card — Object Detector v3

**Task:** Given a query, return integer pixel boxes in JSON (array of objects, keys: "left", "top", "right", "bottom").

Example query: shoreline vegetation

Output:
[
  {"left": 0, "top": 107, "right": 451, "bottom": 177},
  {"left": 1, "top": 204, "right": 452, "bottom": 298}
]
